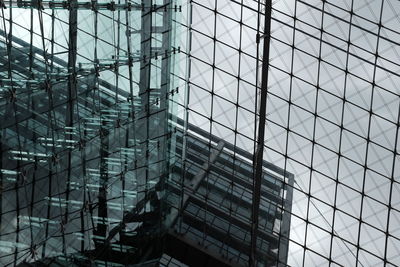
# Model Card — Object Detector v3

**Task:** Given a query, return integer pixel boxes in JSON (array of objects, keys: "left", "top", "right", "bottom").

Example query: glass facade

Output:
[
  {"left": 165, "top": 119, "right": 294, "bottom": 266},
  {"left": 184, "top": 0, "right": 400, "bottom": 266},
  {"left": 0, "top": 1, "right": 185, "bottom": 265},
  {"left": 1, "top": 0, "right": 400, "bottom": 266}
]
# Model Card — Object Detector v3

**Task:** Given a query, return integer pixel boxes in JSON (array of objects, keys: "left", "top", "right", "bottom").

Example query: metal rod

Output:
[
  {"left": 250, "top": 1, "right": 272, "bottom": 266},
  {"left": 0, "top": 0, "right": 181, "bottom": 11}
]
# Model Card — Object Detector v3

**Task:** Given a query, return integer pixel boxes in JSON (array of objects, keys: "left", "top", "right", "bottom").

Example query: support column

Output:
[
  {"left": 64, "top": 0, "right": 78, "bottom": 252},
  {"left": 250, "top": 1, "right": 272, "bottom": 266}
]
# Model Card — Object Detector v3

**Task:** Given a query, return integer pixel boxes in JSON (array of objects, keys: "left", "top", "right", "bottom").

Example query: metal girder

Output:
[
  {"left": 250, "top": 0, "right": 272, "bottom": 266},
  {"left": 178, "top": 211, "right": 277, "bottom": 265},
  {"left": 62, "top": 0, "right": 78, "bottom": 253},
  {"left": 1, "top": 0, "right": 180, "bottom": 11},
  {"left": 104, "top": 140, "right": 225, "bottom": 246},
  {"left": 169, "top": 165, "right": 279, "bottom": 224},
  {"left": 174, "top": 116, "right": 291, "bottom": 179},
  {"left": 0, "top": 29, "right": 132, "bottom": 100},
  {"left": 181, "top": 141, "right": 225, "bottom": 204}
]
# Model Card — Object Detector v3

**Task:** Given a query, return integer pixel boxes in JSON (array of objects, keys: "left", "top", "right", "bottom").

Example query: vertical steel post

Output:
[
  {"left": 250, "top": 1, "right": 272, "bottom": 266},
  {"left": 64, "top": 0, "right": 77, "bottom": 252}
]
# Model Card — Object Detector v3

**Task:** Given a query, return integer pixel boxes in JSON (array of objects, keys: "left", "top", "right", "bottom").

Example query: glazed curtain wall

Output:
[
  {"left": 0, "top": 1, "right": 185, "bottom": 265},
  {"left": 184, "top": 0, "right": 400, "bottom": 266}
]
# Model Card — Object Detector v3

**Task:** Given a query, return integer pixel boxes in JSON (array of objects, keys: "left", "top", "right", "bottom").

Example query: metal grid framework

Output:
[
  {"left": 165, "top": 119, "right": 294, "bottom": 266},
  {"left": 183, "top": 0, "right": 400, "bottom": 266},
  {"left": 1, "top": 0, "right": 400, "bottom": 266},
  {"left": 0, "top": 0, "right": 185, "bottom": 265}
]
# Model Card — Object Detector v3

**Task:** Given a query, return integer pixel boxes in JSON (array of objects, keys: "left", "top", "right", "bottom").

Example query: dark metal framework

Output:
[
  {"left": 0, "top": 0, "right": 184, "bottom": 265},
  {"left": 182, "top": 0, "right": 400, "bottom": 266},
  {"left": 0, "top": 0, "right": 295, "bottom": 266},
  {"left": 1, "top": 0, "right": 400, "bottom": 266},
  {"left": 250, "top": 0, "right": 271, "bottom": 265}
]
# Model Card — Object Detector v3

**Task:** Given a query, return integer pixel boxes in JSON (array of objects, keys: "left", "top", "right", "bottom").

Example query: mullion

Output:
[
  {"left": 188, "top": 33, "right": 400, "bottom": 133},
  {"left": 234, "top": 0, "right": 400, "bottom": 73},
  {"left": 182, "top": 88, "right": 400, "bottom": 201},
  {"left": 222, "top": 0, "right": 244, "bottom": 261},
  {"left": 198, "top": 0, "right": 218, "bottom": 247},
  {"left": 293, "top": 0, "right": 318, "bottom": 265},
  {"left": 321, "top": 0, "right": 358, "bottom": 266},
  {"left": 355, "top": 0, "right": 385, "bottom": 265},
  {"left": 187, "top": 52, "right": 398, "bottom": 177},
  {"left": 383, "top": 60, "right": 400, "bottom": 266},
  {"left": 275, "top": 0, "right": 299, "bottom": 261}
]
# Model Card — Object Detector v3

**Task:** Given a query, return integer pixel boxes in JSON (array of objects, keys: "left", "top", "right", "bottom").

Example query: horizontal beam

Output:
[
  {"left": 1, "top": 0, "right": 181, "bottom": 11},
  {"left": 179, "top": 211, "right": 277, "bottom": 264},
  {"left": 184, "top": 189, "right": 279, "bottom": 246}
]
